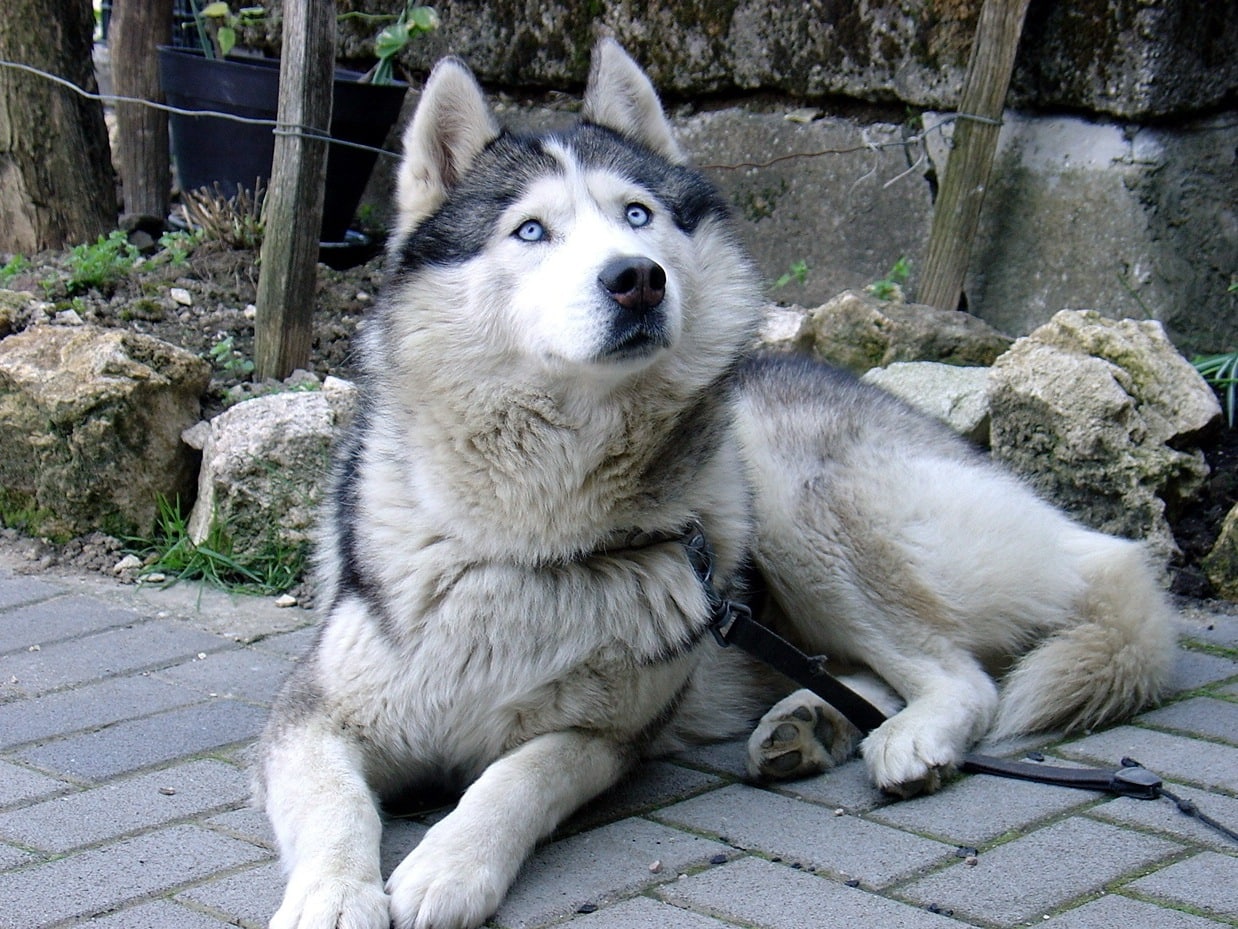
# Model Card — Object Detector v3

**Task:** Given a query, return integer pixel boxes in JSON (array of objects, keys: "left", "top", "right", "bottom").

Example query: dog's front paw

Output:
[
  {"left": 386, "top": 823, "right": 511, "bottom": 929},
  {"left": 270, "top": 873, "right": 389, "bottom": 929},
  {"left": 747, "top": 689, "right": 860, "bottom": 781},
  {"left": 861, "top": 715, "right": 959, "bottom": 798}
]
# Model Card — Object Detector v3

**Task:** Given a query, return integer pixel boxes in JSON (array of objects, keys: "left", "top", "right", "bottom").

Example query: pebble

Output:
[
  {"left": 244, "top": 303, "right": 257, "bottom": 319},
  {"left": 113, "top": 554, "right": 142, "bottom": 574},
  {"left": 170, "top": 287, "right": 193, "bottom": 306},
  {"left": 54, "top": 308, "right": 84, "bottom": 326},
  {"left": 648, "top": 860, "right": 662, "bottom": 873},
  {"left": 275, "top": 593, "right": 299, "bottom": 608}
]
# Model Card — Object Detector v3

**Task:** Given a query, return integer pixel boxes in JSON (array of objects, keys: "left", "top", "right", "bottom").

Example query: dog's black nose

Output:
[{"left": 599, "top": 257, "right": 666, "bottom": 313}]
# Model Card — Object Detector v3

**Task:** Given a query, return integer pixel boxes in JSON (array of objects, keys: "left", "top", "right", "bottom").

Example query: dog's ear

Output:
[
  {"left": 394, "top": 56, "right": 499, "bottom": 239},
  {"left": 582, "top": 39, "right": 686, "bottom": 164}
]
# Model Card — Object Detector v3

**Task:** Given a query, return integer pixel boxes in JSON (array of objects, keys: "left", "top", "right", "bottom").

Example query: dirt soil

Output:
[{"left": 0, "top": 234, "right": 1234, "bottom": 604}]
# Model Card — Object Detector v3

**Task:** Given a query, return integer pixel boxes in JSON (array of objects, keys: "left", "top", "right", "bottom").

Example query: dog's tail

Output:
[{"left": 990, "top": 529, "right": 1177, "bottom": 741}]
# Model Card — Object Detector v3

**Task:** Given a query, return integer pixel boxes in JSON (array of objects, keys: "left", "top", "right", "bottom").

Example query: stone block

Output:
[
  {"left": 862, "top": 362, "right": 991, "bottom": 444},
  {"left": 898, "top": 818, "right": 1181, "bottom": 925},
  {"left": 759, "top": 290, "right": 1012, "bottom": 374},
  {"left": 1202, "top": 502, "right": 1238, "bottom": 601},
  {"left": 0, "top": 824, "right": 267, "bottom": 929},
  {"left": 0, "top": 758, "right": 248, "bottom": 853},
  {"left": 655, "top": 783, "right": 951, "bottom": 887},
  {"left": 184, "top": 388, "right": 347, "bottom": 565},
  {"left": 660, "top": 856, "right": 959, "bottom": 929},
  {"left": 16, "top": 699, "right": 266, "bottom": 782},
  {"left": 989, "top": 310, "right": 1220, "bottom": 559},
  {"left": 1127, "top": 852, "right": 1238, "bottom": 920},
  {"left": 0, "top": 325, "right": 209, "bottom": 539}
]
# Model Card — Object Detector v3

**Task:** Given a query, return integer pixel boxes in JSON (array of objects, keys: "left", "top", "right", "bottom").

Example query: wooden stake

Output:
[
  {"left": 917, "top": 0, "right": 1031, "bottom": 311},
  {"left": 254, "top": 0, "right": 335, "bottom": 381}
]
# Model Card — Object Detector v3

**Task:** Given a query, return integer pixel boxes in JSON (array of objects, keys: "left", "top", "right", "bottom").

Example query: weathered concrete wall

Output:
[
  {"left": 325, "top": 0, "right": 1235, "bottom": 119},
  {"left": 313, "top": 0, "right": 1237, "bottom": 353}
]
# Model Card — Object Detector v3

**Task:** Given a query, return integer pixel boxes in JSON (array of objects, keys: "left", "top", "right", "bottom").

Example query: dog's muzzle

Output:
[{"left": 597, "top": 256, "right": 669, "bottom": 360}]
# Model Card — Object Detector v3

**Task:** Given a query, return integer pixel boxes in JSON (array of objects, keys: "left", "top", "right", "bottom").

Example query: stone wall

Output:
[{"left": 267, "top": 1, "right": 1236, "bottom": 353}]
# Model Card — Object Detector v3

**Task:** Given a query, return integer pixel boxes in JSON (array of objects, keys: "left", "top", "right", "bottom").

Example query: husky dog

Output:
[{"left": 258, "top": 40, "right": 1176, "bottom": 929}]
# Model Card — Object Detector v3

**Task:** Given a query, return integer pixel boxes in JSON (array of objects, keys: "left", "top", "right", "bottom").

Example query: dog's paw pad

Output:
[{"left": 747, "top": 690, "right": 860, "bottom": 781}]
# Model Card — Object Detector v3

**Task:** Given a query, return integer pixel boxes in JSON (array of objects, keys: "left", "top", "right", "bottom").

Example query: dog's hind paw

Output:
[
  {"left": 747, "top": 689, "right": 860, "bottom": 781},
  {"left": 270, "top": 875, "right": 389, "bottom": 929}
]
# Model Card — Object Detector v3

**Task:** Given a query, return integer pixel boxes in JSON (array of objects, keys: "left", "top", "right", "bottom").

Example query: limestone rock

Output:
[
  {"left": 1202, "top": 504, "right": 1238, "bottom": 601},
  {"left": 0, "top": 325, "right": 210, "bottom": 539},
  {"left": 988, "top": 310, "right": 1221, "bottom": 561},
  {"left": 185, "top": 386, "right": 356, "bottom": 565},
  {"left": 759, "top": 291, "right": 1013, "bottom": 374},
  {"left": 861, "top": 362, "right": 992, "bottom": 445}
]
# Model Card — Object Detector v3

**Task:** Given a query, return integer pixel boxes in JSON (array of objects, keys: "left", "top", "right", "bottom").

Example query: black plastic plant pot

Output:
[{"left": 157, "top": 46, "right": 406, "bottom": 243}]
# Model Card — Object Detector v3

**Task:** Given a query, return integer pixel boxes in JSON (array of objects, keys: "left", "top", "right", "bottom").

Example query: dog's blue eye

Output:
[
  {"left": 625, "top": 204, "right": 651, "bottom": 228},
  {"left": 515, "top": 220, "right": 545, "bottom": 242}
]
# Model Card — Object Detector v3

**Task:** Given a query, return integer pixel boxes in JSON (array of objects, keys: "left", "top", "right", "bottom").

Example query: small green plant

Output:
[
  {"left": 195, "top": 2, "right": 438, "bottom": 83},
  {"left": 158, "top": 229, "right": 203, "bottom": 266},
  {"left": 209, "top": 334, "right": 255, "bottom": 379},
  {"left": 1193, "top": 350, "right": 1238, "bottom": 429},
  {"left": 130, "top": 496, "right": 306, "bottom": 595},
  {"left": 364, "top": 2, "right": 439, "bottom": 84},
  {"left": 0, "top": 253, "right": 30, "bottom": 285},
  {"left": 866, "top": 256, "right": 911, "bottom": 301},
  {"left": 195, "top": 1, "right": 265, "bottom": 58},
  {"left": 64, "top": 230, "right": 141, "bottom": 296},
  {"left": 772, "top": 259, "right": 809, "bottom": 291}
]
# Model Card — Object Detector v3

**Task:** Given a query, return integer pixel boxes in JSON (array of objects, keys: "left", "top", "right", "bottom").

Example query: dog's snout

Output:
[{"left": 599, "top": 257, "right": 666, "bottom": 313}]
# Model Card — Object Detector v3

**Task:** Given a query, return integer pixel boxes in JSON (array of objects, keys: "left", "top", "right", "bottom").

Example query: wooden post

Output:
[
  {"left": 916, "top": 0, "right": 1031, "bottom": 311},
  {"left": 254, "top": 0, "right": 334, "bottom": 381},
  {"left": 111, "top": 0, "right": 173, "bottom": 220}
]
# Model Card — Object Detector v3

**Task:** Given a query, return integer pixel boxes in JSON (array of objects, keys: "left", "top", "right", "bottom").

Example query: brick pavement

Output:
[{"left": 0, "top": 554, "right": 1235, "bottom": 929}]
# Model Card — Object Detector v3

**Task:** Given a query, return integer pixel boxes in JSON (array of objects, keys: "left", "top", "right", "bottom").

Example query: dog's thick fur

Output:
[{"left": 258, "top": 40, "right": 1177, "bottom": 929}]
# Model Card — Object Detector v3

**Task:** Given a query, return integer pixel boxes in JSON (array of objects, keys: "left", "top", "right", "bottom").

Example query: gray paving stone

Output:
[
  {"left": 0, "top": 619, "right": 231, "bottom": 698},
  {"left": 0, "top": 842, "right": 36, "bottom": 871},
  {"left": 778, "top": 756, "right": 911, "bottom": 814},
  {"left": 0, "top": 824, "right": 268, "bottom": 929},
  {"left": 16, "top": 699, "right": 267, "bottom": 781},
  {"left": 492, "top": 818, "right": 733, "bottom": 929},
  {"left": 868, "top": 765, "right": 1102, "bottom": 846},
  {"left": 1043, "top": 892, "right": 1230, "bottom": 928},
  {"left": 898, "top": 817, "right": 1182, "bottom": 926},
  {"left": 0, "top": 672, "right": 202, "bottom": 750},
  {"left": 1059, "top": 726, "right": 1238, "bottom": 793},
  {"left": 656, "top": 783, "right": 952, "bottom": 887},
  {"left": 0, "top": 594, "right": 142, "bottom": 654},
  {"left": 0, "top": 759, "right": 67, "bottom": 807},
  {"left": 558, "top": 894, "right": 735, "bottom": 928},
  {"left": 661, "top": 856, "right": 961, "bottom": 929},
  {"left": 152, "top": 646, "right": 295, "bottom": 705},
  {"left": 1087, "top": 781, "right": 1238, "bottom": 853},
  {"left": 1168, "top": 648, "right": 1238, "bottom": 693},
  {"left": 671, "top": 737, "right": 750, "bottom": 779},
  {"left": 0, "top": 573, "right": 62, "bottom": 611},
  {"left": 567, "top": 761, "right": 725, "bottom": 832},
  {"left": 1177, "top": 603, "right": 1238, "bottom": 650},
  {"left": 1127, "top": 851, "right": 1238, "bottom": 919},
  {"left": 250, "top": 625, "right": 317, "bottom": 658},
  {"left": 380, "top": 817, "right": 432, "bottom": 874},
  {"left": 0, "top": 758, "right": 249, "bottom": 852},
  {"left": 1138, "top": 697, "right": 1238, "bottom": 745},
  {"left": 69, "top": 898, "right": 235, "bottom": 928},
  {"left": 178, "top": 859, "right": 284, "bottom": 927},
  {"left": 205, "top": 806, "right": 275, "bottom": 848}
]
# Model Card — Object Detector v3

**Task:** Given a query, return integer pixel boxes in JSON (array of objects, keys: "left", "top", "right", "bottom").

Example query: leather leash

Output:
[{"left": 674, "top": 522, "right": 1238, "bottom": 842}]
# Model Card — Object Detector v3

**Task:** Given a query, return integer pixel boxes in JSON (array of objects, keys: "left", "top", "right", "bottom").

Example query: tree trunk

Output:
[
  {"left": 111, "top": 0, "right": 173, "bottom": 220},
  {"left": 0, "top": 0, "right": 115, "bottom": 253}
]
